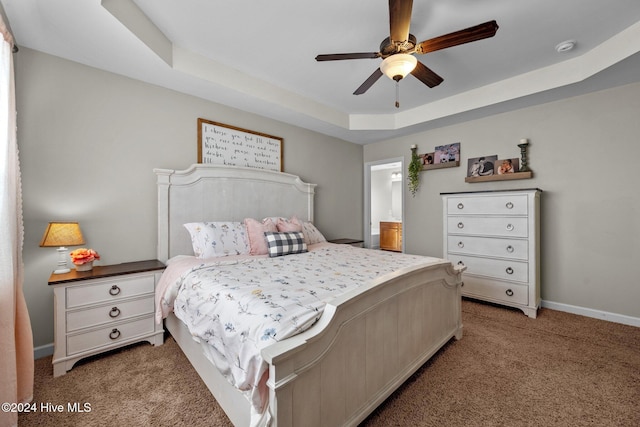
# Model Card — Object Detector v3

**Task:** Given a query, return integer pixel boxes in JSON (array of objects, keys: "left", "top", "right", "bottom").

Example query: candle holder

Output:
[{"left": 518, "top": 140, "right": 531, "bottom": 172}]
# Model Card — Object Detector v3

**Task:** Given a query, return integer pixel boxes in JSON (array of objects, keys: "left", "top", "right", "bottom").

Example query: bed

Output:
[{"left": 154, "top": 164, "right": 464, "bottom": 427}]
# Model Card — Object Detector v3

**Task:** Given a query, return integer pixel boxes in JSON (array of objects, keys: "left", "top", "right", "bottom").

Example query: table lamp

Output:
[{"left": 40, "top": 222, "right": 85, "bottom": 274}]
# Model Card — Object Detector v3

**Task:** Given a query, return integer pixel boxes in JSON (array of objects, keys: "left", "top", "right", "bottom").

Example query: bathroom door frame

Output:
[{"left": 364, "top": 157, "right": 405, "bottom": 251}]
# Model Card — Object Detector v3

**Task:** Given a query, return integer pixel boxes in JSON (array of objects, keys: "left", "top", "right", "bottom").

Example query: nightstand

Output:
[
  {"left": 48, "top": 260, "right": 166, "bottom": 377},
  {"left": 327, "top": 238, "right": 364, "bottom": 248}
]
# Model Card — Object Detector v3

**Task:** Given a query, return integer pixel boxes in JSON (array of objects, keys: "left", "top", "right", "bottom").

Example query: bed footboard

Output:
[{"left": 262, "top": 261, "right": 463, "bottom": 427}]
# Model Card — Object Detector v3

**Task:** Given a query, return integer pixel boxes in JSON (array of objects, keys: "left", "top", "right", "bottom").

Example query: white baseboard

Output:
[
  {"left": 541, "top": 300, "right": 640, "bottom": 328},
  {"left": 34, "top": 343, "right": 54, "bottom": 360}
]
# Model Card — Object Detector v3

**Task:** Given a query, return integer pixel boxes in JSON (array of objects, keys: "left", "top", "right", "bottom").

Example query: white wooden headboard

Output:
[{"left": 155, "top": 164, "right": 317, "bottom": 262}]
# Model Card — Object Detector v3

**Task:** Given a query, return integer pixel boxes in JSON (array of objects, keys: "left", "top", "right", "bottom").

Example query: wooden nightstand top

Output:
[
  {"left": 48, "top": 259, "right": 165, "bottom": 285},
  {"left": 327, "top": 238, "right": 364, "bottom": 245}
]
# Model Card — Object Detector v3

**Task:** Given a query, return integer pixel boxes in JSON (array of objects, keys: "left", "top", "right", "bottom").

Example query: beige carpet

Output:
[{"left": 19, "top": 300, "right": 640, "bottom": 427}]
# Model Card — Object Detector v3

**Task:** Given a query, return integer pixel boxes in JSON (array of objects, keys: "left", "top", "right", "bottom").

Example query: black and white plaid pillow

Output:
[{"left": 264, "top": 231, "right": 308, "bottom": 257}]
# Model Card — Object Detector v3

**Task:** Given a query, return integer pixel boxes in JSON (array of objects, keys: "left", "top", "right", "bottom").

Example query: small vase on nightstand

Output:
[{"left": 75, "top": 261, "right": 93, "bottom": 272}]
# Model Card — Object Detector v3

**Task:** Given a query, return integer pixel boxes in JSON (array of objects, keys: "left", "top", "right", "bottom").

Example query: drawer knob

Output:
[
  {"left": 109, "top": 307, "right": 121, "bottom": 318},
  {"left": 457, "top": 241, "right": 464, "bottom": 248},
  {"left": 109, "top": 328, "right": 121, "bottom": 340},
  {"left": 506, "top": 245, "right": 514, "bottom": 253},
  {"left": 506, "top": 202, "right": 514, "bottom": 209},
  {"left": 457, "top": 261, "right": 465, "bottom": 266},
  {"left": 109, "top": 285, "right": 121, "bottom": 296},
  {"left": 457, "top": 203, "right": 464, "bottom": 209},
  {"left": 457, "top": 222, "right": 464, "bottom": 229},
  {"left": 505, "top": 289, "right": 514, "bottom": 297},
  {"left": 506, "top": 224, "right": 514, "bottom": 231},
  {"left": 506, "top": 267, "right": 514, "bottom": 275}
]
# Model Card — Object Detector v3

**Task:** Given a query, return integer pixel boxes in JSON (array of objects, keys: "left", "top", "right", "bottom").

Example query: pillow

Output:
[
  {"left": 244, "top": 217, "right": 277, "bottom": 255},
  {"left": 183, "top": 222, "right": 250, "bottom": 258},
  {"left": 264, "top": 231, "right": 308, "bottom": 257},
  {"left": 276, "top": 216, "right": 303, "bottom": 233},
  {"left": 301, "top": 221, "right": 326, "bottom": 245}
]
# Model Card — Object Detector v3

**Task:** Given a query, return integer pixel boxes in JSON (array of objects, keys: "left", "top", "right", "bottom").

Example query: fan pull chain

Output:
[{"left": 395, "top": 80, "right": 400, "bottom": 108}]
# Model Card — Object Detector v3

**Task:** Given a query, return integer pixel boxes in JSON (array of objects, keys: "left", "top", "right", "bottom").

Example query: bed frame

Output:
[{"left": 155, "top": 164, "right": 464, "bottom": 427}]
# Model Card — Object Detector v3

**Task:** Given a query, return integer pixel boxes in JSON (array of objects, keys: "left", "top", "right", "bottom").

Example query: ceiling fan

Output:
[{"left": 315, "top": 0, "right": 499, "bottom": 107}]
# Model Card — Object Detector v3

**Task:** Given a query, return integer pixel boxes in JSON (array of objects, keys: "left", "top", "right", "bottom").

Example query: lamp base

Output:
[{"left": 53, "top": 246, "right": 70, "bottom": 275}]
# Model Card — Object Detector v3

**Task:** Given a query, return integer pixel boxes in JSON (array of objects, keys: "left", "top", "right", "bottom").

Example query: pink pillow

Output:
[
  {"left": 276, "top": 216, "right": 303, "bottom": 233},
  {"left": 244, "top": 217, "right": 277, "bottom": 255}
]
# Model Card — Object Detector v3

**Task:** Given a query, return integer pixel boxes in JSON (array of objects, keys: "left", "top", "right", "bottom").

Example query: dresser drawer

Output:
[
  {"left": 447, "top": 235, "right": 528, "bottom": 260},
  {"left": 66, "top": 275, "right": 155, "bottom": 308},
  {"left": 448, "top": 216, "right": 528, "bottom": 238},
  {"left": 462, "top": 276, "right": 528, "bottom": 306},
  {"left": 447, "top": 194, "right": 528, "bottom": 215},
  {"left": 66, "top": 296, "right": 155, "bottom": 333},
  {"left": 66, "top": 315, "right": 155, "bottom": 355},
  {"left": 449, "top": 255, "right": 528, "bottom": 283}
]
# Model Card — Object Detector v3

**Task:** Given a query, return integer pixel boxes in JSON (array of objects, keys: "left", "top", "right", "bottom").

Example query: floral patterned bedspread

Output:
[{"left": 157, "top": 242, "right": 445, "bottom": 417}]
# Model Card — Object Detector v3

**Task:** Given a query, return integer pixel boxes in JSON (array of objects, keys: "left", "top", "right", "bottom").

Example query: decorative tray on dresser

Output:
[
  {"left": 441, "top": 189, "right": 541, "bottom": 318},
  {"left": 48, "top": 259, "right": 166, "bottom": 376}
]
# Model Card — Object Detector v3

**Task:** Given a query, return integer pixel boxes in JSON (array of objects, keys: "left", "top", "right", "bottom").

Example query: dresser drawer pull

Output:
[
  {"left": 506, "top": 202, "right": 514, "bottom": 209},
  {"left": 457, "top": 241, "right": 464, "bottom": 248},
  {"left": 505, "top": 289, "right": 514, "bottom": 297},
  {"left": 109, "top": 328, "right": 121, "bottom": 340},
  {"left": 457, "top": 222, "right": 464, "bottom": 229},
  {"left": 109, "top": 307, "right": 121, "bottom": 318},
  {"left": 506, "top": 224, "right": 514, "bottom": 231},
  {"left": 109, "top": 285, "right": 121, "bottom": 296},
  {"left": 457, "top": 261, "right": 465, "bottom": 267},
  {"left": 457, "top": 203, "right": 464, "bottom": 210},
  {"left": 506, "top": 245, "right": 514, "bottom": 253},
  {"left": 506, "top": 267, "right": 514, "bottom": 275}
]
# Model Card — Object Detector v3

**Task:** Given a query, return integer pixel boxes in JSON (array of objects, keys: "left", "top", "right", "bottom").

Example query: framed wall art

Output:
[{"left": 197, "top": 118, "right": 283, "bottom": 171}]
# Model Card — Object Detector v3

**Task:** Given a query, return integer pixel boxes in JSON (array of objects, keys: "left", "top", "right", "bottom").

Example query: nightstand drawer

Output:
[
  {"left": 66, "top": 296, "right": 155, "bottom": 332},
  {"left": 66, "top": 315, "right": 155, "bottom": 355},
  {"left": 66, "top": 275, "right": 155, "bottom": 308}
]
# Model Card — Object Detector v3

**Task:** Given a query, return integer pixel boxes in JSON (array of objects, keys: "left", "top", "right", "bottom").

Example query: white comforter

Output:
[{"left": 156, "top": 242, "right": 443, "bottom": 419}]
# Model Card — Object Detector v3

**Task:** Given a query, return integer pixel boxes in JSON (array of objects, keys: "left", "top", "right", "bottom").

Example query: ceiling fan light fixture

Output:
[{"left": 380, "top": 54, "right": 417, "bottom": 81}]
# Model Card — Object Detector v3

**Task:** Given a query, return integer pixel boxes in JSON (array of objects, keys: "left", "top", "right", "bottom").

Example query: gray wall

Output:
[
  {"left": 16, "top": 48, "right": 363, "bottom": 350},
  {"left": 364, "top": 81, "right": 640, "bottom": 319}
]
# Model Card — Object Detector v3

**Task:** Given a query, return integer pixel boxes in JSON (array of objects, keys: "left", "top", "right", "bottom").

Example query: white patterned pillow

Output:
[
  {"left": 264, "top": 231, "right": 308, "bottom": 257},
  {"left": 183, "top": 222, "right": 250, "bottom": 258},
  {"left": 301, "top": 221, "right": 326, "bottom": 245}
]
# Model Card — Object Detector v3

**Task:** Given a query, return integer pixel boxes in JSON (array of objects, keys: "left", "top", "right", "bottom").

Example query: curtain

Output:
[{"left": 0, "top": 14, "right": 34, "bottom": 427}]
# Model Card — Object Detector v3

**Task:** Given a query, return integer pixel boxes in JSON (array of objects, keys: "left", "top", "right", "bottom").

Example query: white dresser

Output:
[
  {"left": 48, "top": 260, "right": 166, "bottom": 376},
  {"left": 442, "top": 189, "right": 541, "bottom": 318}
]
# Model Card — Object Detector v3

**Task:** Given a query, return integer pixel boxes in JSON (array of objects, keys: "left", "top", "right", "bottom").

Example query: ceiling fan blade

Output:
[
  {"left": 316, "top": 52, "right": 380, "bottom": 61},
  {"left": 415, "top": 20, "right": 499, "bottom": 54},
  {"left": 389, "top": 0, "right": 413, "bottom": 43},
  {"left": 411, "top": 61, "right": 444, "bottom": 88},
  {"left": 354, "top": 68, "right": 384, "bottom": 95}
]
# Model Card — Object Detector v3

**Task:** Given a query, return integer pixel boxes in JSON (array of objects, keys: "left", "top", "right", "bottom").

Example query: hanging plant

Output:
[{"left": 408, "top": 145, "right": 422, "bottom": 197}]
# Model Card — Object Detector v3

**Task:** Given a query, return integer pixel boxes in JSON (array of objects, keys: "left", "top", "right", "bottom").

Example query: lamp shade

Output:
[
  {"left": 380, "top": 54, "right": 417, "bottom": 81},
  {"left": 40, "top": 222, "right": 85, "bottom": 247}
]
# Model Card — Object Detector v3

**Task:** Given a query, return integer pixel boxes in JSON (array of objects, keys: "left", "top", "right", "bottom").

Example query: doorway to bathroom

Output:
[{"left": 364, "top": 158, "right": 404, "bottom": 252}]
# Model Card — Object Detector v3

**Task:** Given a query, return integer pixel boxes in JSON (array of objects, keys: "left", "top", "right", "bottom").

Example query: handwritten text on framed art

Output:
[{"left": 197, "top": 118, "right": 283, "bottom": 171}]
